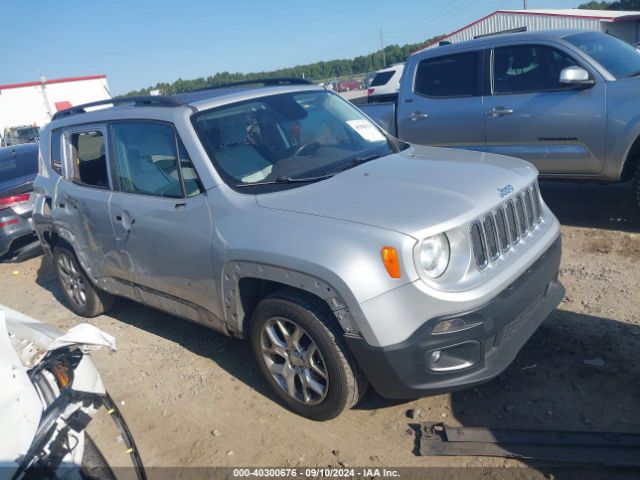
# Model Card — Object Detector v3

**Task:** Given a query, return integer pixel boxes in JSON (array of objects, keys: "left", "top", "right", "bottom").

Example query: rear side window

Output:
[
  {"left": 70, "top": 131, "right": 109, "bottom": 188},
  {"left": 493, "top": 45, "right": 577, "bottom": 94},
  {"left": 110, "top": 122, "right": 202, "bottom": 199},
  {"left": 370, "top": 71, "right": 394, "bottom": 86},
  {"left": 414, "top": 52, "right": 480, "bottom": 98},
  {"left": 51, "top": 130, "right": 62, "bottom": 175}
]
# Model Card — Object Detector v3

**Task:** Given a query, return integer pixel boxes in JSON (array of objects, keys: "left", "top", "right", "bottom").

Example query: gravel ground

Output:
[{"left": 1, "top": 180, "right": 639, "bottom": 479}]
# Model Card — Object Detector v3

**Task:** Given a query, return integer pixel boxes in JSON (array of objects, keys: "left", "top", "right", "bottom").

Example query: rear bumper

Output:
[
  {"left": 346, "top": 236, "right": 564, "bottom": 399},
  {"left": 0, "top": 213, "right": 35, "bottom": 257}
]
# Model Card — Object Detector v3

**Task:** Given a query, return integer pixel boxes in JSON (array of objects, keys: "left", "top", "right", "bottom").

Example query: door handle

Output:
[
  {"left": 487, "top": 107, "right": 514, "bottom": 117},
  {"left": 407, "top": 111, "right": 429, "bottom": 121},
  {"left": 174, "top": 202, "right": 187, "bottom": 210}
]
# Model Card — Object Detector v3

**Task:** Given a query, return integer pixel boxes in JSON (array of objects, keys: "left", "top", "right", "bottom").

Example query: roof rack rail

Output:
[
  {"left": 184, "top": 77, "right": 313, "bottom": 94},
  {"left": 51, "top": 95, "right": 187, "bottom": 121}
]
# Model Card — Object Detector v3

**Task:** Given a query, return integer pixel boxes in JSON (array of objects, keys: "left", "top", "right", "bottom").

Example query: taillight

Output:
[
  {"left": 367, "top": 88, "right": 375, "bottom": 96},
  {"left": 0, "top": 193, "right": 30, "bottom": 210}
]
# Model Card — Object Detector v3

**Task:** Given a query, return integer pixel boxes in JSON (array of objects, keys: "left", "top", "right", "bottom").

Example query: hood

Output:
[{"left": 257, "top": 145, "right": 537, "bottom": 238}]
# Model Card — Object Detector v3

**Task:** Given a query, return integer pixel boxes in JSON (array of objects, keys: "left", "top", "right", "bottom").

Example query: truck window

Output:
[
  {"left": 51, "top": 130, "right": 63, "bottom": 175},
  {"left": 414, "top": 52, "right": 480, "bottom": 98},
  {"left": 70, "top": 130, "right": 109, "bottom": 189},
  {"left": 370, "top": 71, "right": 394, "bottom": 86},
  {"left": 110, "top": 122, "right": 184, "bottom": 198},
  {"left": 565, "top": 31, "right": 640, "bottom": 79},
  {"left": 493, "top": 45, "right": 577, "bottom": 95}
]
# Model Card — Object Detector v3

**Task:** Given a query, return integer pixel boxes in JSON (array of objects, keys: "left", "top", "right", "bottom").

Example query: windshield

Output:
[
  {"left": 16, "top": 127, "right": 39, "bottom": 137},
  {"left": 565, "top": 32, "right": 640, "bottom": 79},
  {"left": 193, "top": 90, "right": 400, "bottom": 189}
]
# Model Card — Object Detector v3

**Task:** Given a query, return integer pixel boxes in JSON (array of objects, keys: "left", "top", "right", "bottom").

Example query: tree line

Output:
[
  {"left": 123, "top": 35, "right": 443, "bottom": 97},
  {"left": 579, "top": 0, "right": 640, "bottom": 9}
]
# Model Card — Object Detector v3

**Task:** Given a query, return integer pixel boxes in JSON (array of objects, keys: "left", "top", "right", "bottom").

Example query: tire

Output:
[
  {"left": 249, "top": 289, "right": 368, "bottom": 420},
  {"left": 80, "top": 435, "right": 116, "bottom": 480},
  {"left": 631, "top": 164, "right": 640, "bottom": 216},
  {"left": 53, "top": 245, "right": 114, "bottom": 317}
]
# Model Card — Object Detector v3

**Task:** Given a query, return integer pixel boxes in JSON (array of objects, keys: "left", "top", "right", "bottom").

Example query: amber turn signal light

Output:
[
  {"left": 381, "top": 246, "right": 401, "bottom": 278},
  {"left": 52, "top": 362, "right": 72, "bottom": 389}
]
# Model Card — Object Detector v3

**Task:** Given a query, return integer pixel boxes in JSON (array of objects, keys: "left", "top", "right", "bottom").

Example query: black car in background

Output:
[{"left": 0, "top": 143, "right": 41, "bottom": 261}]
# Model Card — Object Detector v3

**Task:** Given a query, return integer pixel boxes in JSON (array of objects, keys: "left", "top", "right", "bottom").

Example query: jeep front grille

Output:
[
  {"left": 470, "top": 183, "right": 543, "bottom": 270},
  {"left": 505, "top": 201, "right": 519, "bottom": 245},
  {"left": 470, "top": 222, "right": 487, "bottom": 269},
  {"left": 494, "top": 207, "right": 509, "bottom": 252}
]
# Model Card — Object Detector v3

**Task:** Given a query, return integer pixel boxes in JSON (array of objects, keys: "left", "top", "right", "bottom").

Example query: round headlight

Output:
[{"left": 419, "top": 233, "right": 450, "bottom": 278}]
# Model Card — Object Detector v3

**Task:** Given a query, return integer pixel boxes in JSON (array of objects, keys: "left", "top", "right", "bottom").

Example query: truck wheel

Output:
[
  {"left": 53, "top": 245, "right": 114, "bottom": 317},
  {"left": 249, "top": 289, "right": 367, "bottom": 420}
]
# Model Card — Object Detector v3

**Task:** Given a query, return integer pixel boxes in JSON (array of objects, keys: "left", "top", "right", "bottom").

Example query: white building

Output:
[
  {"left": 0, "top": 75, "right": 111, "bottom": 134},
  {"left": 421, "top": 9, "right": 640, "bottom": 50}
]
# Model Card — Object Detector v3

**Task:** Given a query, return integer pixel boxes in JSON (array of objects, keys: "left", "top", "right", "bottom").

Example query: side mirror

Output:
[{"left": 559, "top": 66, "right": 595, "bottom": 88}]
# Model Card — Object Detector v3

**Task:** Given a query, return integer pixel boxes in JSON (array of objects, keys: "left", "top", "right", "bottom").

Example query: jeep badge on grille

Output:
[{"left": 497, "top": 185, "right": 514, "bottom": 198}]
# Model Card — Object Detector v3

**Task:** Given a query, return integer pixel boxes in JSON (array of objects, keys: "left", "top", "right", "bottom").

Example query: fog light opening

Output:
[{"left": 426, "top": 341, "right": 480, "bottom": 372}]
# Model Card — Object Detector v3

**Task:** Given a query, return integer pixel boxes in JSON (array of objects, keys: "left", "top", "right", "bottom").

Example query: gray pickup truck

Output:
[
  {"left": 360, "top": 30, "right": 640, "bottom": 211},
  {"left": 33, "top": 80, "right": 563, "bottom": 420}
]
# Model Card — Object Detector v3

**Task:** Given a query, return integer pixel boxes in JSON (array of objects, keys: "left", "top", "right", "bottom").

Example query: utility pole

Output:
[
  {"left": 379, "top": 29, "right": 386, "bottom": 67},
  {"left": 523, "top": 0, "right": 527, "bottom": 9}
]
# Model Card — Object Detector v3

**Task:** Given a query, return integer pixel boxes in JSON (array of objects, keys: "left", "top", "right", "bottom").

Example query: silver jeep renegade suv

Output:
[{"left": 32, "top": 79, "right": 564, "bottom": 420}]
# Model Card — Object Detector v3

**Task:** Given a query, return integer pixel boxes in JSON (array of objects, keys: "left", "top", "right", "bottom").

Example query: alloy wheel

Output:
[
  {"left": 57, "top": 252, "right": 87, "bottom": 307},
  {"left": 260, "top": 317, "right": 329, "bottom": 405}
]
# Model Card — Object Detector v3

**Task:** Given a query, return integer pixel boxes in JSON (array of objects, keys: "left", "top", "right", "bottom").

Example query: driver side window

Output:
[
  {"left": 493, "top": 45, "right": 578, "bottom": 94},
  {"left": 110, "top": 122, "right": 184, "bottom": 198}
]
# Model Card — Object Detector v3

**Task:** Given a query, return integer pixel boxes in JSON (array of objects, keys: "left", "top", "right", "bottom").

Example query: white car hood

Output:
[
  {"left": 257, "top": 145, "right": 538, "bottom": 238},
  {"left": 0, "top": 305, "right": 116, "bottom": 471}
]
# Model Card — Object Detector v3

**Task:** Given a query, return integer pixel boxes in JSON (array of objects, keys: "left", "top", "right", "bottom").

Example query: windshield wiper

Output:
[
  {"left": 627, "top": 70, "right": 640, "bottom": 78},
  {"left": 235, "top": 175, "right": 332, "bottom": 188},
  {"left": 234, "top": 154, "right": 385, "bottom": 188},
  {"left": 324, "top": 154, "right": 385, "bottom": 176}
]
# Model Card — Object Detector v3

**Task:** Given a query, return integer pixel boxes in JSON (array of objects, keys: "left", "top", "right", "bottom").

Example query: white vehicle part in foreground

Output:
[{"left": 0, "top": 305, "right": 116, "bottom": 477}]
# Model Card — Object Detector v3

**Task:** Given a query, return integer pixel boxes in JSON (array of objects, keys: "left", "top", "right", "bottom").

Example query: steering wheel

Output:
[{"left": 293, "top": 141, "right": 322, "bottom": 157}]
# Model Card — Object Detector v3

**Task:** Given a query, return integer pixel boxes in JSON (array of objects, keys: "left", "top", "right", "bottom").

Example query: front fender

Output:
[
  {"left": 221, "top": 261, "right": 360, "bottom": 335},
  {"left": 605, "top": 85, "right": 640, "bottom": 180}
]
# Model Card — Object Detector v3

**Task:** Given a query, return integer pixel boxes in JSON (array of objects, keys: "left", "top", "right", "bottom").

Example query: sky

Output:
[{"left": 2, "top": 0, "right": 583, "bottom": 95}]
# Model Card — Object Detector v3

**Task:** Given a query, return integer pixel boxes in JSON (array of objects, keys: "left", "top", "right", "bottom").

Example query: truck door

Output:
[
  {"left": 54, "top": 126, "right": 119, "bottom": 280},
  {"left": 483, "top": 43, "right": 606, "bottom": 175},
  {"left": 107, "top": 121, "right": 216, "bottom": 314},
  {"left": 397, "top": 49, "right": 485, "bottom": 149}
]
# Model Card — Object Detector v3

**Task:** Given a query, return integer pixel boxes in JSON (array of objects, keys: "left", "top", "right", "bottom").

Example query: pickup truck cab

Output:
[
  {"left": 360, "top": 30, "right": 640, "bottom": 211},
  {"left": 33, "top": 79, "right": 563, "bottom": 420}
]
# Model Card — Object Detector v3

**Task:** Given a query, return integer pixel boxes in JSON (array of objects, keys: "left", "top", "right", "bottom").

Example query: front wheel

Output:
[
  {"left": 53, "top": 245, "right": 114, "bottom": 317},
  {"left": 249, "top": 290, "right": 367, "bottom": 420}
]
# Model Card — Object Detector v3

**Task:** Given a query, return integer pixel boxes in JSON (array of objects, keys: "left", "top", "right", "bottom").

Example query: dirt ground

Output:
[{"left": 1, "top": 180, "right": 639, "bottom": 479}]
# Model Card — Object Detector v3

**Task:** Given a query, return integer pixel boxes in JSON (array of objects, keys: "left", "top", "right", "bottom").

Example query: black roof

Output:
[{"left": 51, "top": 78, "right": 313, "bottom": 120}]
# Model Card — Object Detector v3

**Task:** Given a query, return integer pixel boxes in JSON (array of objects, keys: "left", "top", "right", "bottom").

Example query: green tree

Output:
[
  {"left": 123, "top": 34, "right": 443, "bottom": 97},
  {"left": 579, "top": 0, "right": 640, "bottom": 9}
]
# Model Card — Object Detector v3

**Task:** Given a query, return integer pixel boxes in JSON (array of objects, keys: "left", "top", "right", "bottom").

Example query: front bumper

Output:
[{"left": 346, "top": 236, "right": 564, "bottom": 399}]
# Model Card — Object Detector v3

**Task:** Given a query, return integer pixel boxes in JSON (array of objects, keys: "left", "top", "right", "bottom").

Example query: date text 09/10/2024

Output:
[{"left": 232, "top": 468, "right": 401, "bottom": 478}]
